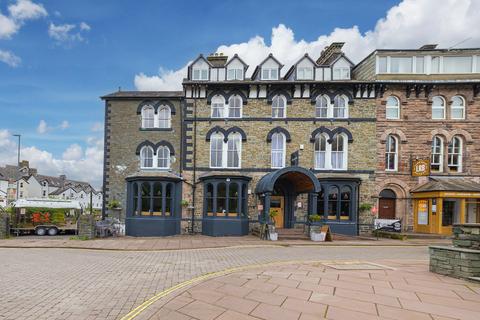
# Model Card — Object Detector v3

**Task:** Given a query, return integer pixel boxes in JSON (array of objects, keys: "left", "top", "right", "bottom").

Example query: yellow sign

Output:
[
  {"left": 417, "top": 199, "right": 429, "bottom": 225},
  {"left": 412, "top": 158, "right": 430, "bottom": 176}
]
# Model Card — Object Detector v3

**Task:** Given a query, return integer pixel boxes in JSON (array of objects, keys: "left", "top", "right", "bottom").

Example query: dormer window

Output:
[
  {"left": 262, "top": 68, "right": 278, "bottom": 80},
  {"left": 192, "top": 68, "right": 208, "bottom": 80},
  {"left": 333, "top": 67, "right": 350, "bottom": 80},
  {"left": 297, "top": 67, "right": 313, "bottom": 80},
  {"left": 227, "top": 68, "right": 243, "bottom": 80}
]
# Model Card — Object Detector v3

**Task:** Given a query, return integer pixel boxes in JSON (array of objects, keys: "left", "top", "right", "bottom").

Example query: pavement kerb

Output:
[
  {"left": 119, "top": 258, "right": 364, "bottom": 320},
  {"left": 0, "top": 242, "right": 441, "bottom": 252}
]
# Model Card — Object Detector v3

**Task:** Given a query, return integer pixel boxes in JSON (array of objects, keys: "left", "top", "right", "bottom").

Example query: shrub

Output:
[{"left": 359, "top": 203, "right": 373, "bottom": 211}]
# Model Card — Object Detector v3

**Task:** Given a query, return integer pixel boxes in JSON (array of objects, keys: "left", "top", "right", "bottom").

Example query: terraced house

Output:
[{"left": 102, "top": 43, "right": 480, "bottom": 237}]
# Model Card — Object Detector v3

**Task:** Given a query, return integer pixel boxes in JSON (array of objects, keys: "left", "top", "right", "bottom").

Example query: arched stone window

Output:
[
  {"left": 272, "top": 94, "right": 286, "bottom": 118},
  {"left": 386, "top": 96, "right": 400, "bottom": 119},
  {"left": 448, "top": 136, "right": 462, "bottom": 172},
  {"left": 210, "top": 133, "right": 224, "bottom": 168},
  {"left": 157, "top": 146, "right": 170, "bottom": 169},
  {"left": 451, "top": 95, "right": 465, "bottom": 120},
  {"left": 385, "top": 135, "right": 398, "bottom": 171},
  {"left": 432, "top": 96, "right": 446, "bottom": 119},
  {"left": 158, "top": 105, "right": 171, "bottom": 128},
  {"left": 271, "top": 132, "right": 286, "bottom": 168},
  {"left": 227, "top": 133, "right": 242, "bottom": 168},
  {"left": 140, "top": 146, "right": 154, "bottom": 168},
  {"left": 331, "top": 134, "right": 347, "bottom": 170},
  {"left": 315, "top": 95, "right": 329, "bottom": 118},
  {"left": 228, "top": 95, "right": 242, "bottom": 118},
  {"left": 333, "top": 95, "right": 348, "bottom": 118},
  {"left": 314, "top": 133, "right": 328, "bottom": 169},
  {"left": 211, "top": 95, "right": 225, "bottom": 118},
  {"left": 141, "top": 105, "right": 155, "bottom": 128},
  {"left": 431, "top": 136, "right": 444, "bottom": 172}
]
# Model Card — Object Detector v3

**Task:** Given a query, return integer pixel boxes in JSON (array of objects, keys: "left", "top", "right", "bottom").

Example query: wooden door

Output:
[
  {"left": 379, "top": 198, "right": 396, "bottom": 219},
  {"left": 270, "top": 196, "right": 284, "bottom": 228}
]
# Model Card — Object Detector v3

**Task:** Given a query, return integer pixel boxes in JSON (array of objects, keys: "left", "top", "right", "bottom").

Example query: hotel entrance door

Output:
[{"left": 270, "top": 196, "right": 284, "bottom": 228}]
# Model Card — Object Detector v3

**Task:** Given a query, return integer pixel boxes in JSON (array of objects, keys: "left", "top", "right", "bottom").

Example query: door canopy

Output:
[{"left": 255, "top": 166, "right": 321, "bottom": 195}]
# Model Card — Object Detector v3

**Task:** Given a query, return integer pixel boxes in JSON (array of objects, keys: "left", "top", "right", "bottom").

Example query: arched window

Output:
[
  {"left": 315, "top": 95, "right": 329, "bottom": 118},
  {"left": 333, "top": 95, "right": 348, "bottom": 118},
  {"left": 211, "top": 95, "right": 225, "bottom": 118},
  {"left": 386, "top": 96, "right": 400, "bottom": 119},
  {"left": 158, "top": 105, "right": 171, "bottom": 128},
  {"left": 210, "top": 133, "right": 224, "bottom": 168},
  {"left": 385, "top": 135, "right": 398, "bottom": 171},
  {"left": 340, "top": 186, "right": 351, "bottom": 220},
  {"left": 227, "top": 133, "right": 241, "bottom": 168},
  {"left": 451, "top": 96, "right": 465, "bottom": 119},
  {"left": 272, "top": 95, "right": 286, "bottom": 118},
  {"left": 314, "top": 134, "right": 327, "bottom": 169},
  {"left": 140, "top": 146, "right": 154, "bottom": 168},
  {"left": 228, "top": 95, "right": 242, "bottom": 118},
  {"left": 431, "top": 136, "right": 444, "bottom": 172},
  {"left": 271, "top": 132, "right": 286, "bottom": 168},
  {"left": 432, "top": 96, "right": 446, "bottom": 119},
  {"left": 331, "top": 134, "right": 346, "bottom": 170},
  {"left": 328, "top": 186, "right": 338, "bottom": 219},
  {"left": 448, "top": 136, "right": 462, "bottom": 172},
  {"left": 141, "top": 105, "right": 155, "bottom": 128},
  {"left": 157, "top": 146, "right": 170, "bottom": 169}
]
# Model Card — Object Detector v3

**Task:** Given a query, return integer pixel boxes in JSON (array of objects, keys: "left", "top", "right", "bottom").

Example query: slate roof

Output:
[
  {"left": 411, "top": 177, "right": 480, "bottom": 193},
  {"left": 101, "top": 91, "right": 183, "bottom": 99}
]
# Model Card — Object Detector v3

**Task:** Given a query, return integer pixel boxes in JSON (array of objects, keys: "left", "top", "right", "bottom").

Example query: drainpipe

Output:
[{"left": 191, "top": 85, "right": 198, "bottom": 234}]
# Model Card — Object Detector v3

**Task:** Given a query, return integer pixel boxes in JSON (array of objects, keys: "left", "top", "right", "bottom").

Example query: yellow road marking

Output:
[{"left": 120, "top": 259, "right": 337, "bottom": 320}]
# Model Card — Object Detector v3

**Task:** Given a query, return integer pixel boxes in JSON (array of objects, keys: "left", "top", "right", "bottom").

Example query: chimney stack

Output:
[
  {"left": 207, "top": 52, "right": 228, "bottom": 67},
  {"left": 316, "top": 42, "right": 345, "bottom": 65}
]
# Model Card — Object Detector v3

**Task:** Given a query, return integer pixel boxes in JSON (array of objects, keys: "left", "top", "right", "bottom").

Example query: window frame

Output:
[
  {"left": 227, "top": 95, "right": 243, "bottom": 118},
  {"left": 157, "top": 105, "right": 172, "bottom": 128},
  {"left": 211, "top": 95, "right": 225, "bottom": 118},
  {"left": 210, "top": 133, "right": 242, "bottom": 169},
  {"left": 385, "top": 135, "right": 398, "bottom": 172},
  {"left": 140, "top": 145, "right": 171, "bottom": 170},
  {"left": 431, "top": 96, "right": 446, "bottom": 120},
  {"left": 315, "top": 95, "right": 329, "bottom": 118},
  {"left": 333, "top": 95, "right": 348, "bottom": 118},
  {"left": 385, "top": 96, "right": 400, "bottom": 120},
  {"left": 141, "top": 105, "right": 155, "bottom": 128},
  {"left": 313, "top": 133, "right": 348, "bottom": 170},
  {"left": 227, "top": 68, "right": 244, "bottom": 80},
  {"left": 261, "top": 68, "right": 279, "bottom": 80},
  {"left": 226, "top": 133, "right": 242, "bottom": 169},
  {"left": 192, "top": 68, "right": 209, "bottom": 80},
  {"left": 431, "top": 136, "right": 444, "bottom": 173},
  {"left": 157, "top": 146, "right": 171, "bottom": 169},
  {"left": 272, "top": 94, "right": 287, "bottom": 118},
  {"left": 332, "top": 67, "right": 350, "bottom": 80},
  {"left": 448, "top": 136, "right": 463, "bottom": 173},
  {"left": 297, "top": 67, "right": 314, "bottom": 80},
  {"left": 450, "top": 95, "right": 466, "bottom": 120},
  {"left": 271, "top": 132, "right": 286, "bottom": 169},
  {"left": 140, "top": 146, "right": 154, "bottom": 169}
]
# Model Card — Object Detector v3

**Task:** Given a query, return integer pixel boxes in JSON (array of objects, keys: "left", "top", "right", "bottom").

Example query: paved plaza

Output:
[{"left": 0, "top": 245, "right": 478, "bottom": 320}]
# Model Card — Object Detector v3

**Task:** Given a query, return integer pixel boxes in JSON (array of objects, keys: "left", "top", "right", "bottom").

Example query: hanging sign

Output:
[
  {"left": 290, "top": 151, "right": 299, "bottom": 166},
  {"left": 412, "top": 158, "right": 430, "bottom": 177}
]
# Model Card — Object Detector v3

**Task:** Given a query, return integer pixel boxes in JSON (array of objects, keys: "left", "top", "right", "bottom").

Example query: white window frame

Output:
[
  {"left": 140, "top": 146, "right": 154, "bottom": 168},
  {"left": 272, "top": 95, "right": 287, "bottom": 118},
  {"left": 313, "top": 133, "right": 348, "bottom": 170},
  {"left": 297, "top": 67, "right": 314, "bottom": 80},
  {"left": 385, "top": 96, "right": 400, "bottom": 120},
  {"left": 431, "top": 96, "right": 446, "bottom": 120},
  {"left": 332, "top": 67, "right": 350, "bottom": 80},
  {"left": 228, "top": 95, "right": 243, "bottom": 118},
  {"left": 157, "top": 146, "right": 171, "bottom": 169},
  {"left": 315, "top": 95, "right": 329, "bottom": 118},
  {"left": 157, "top": 105, "right": 172, "bottom": 128},
  {"left": 209, "top": 133, "right": 224, "bottom": 168},
  {"left": 271, "top": 133, "right": 286, "bottom": 169},
  {"left": 450, "top": 95, "right": 465, "bottom": 120},
  {"left": 448, "top": 136, "right": 463, "bottom": 173},
  {"left": 141, "top": 105, "right": 155, "bottom": 128},
  {"left": 333, "top": 95, "right": 348, "bottom": 118},
  {"left": 209, "top": 133, "right": 242, "bottom": 169},
  {"left": 261, "top": 68, "right": 278, "bottom": 80},
  {"left": 211, "top": 95, "right": 225, "bottom": 118},
  {"left": 140, "top": 146, "right": 171, "bottom": 169},
  {"left": 227, "top": 68, "right": 243, "bottom": 80},
  {"left": 192, "top": 68, "right": 209, "bottom": 80},
  {"left": 226, "top": 133, "right": 242, "bottom": 169},
  {"left": 431, "top": 136, "right": 444, "bottom": 172},
  {"left": 385, "top": 135, "right": 398, "bottom": 172}
]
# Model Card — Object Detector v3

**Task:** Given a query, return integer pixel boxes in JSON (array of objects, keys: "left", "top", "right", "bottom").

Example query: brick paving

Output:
[{"left": 0, "top": 245, "right": 474, "bottom": 320}]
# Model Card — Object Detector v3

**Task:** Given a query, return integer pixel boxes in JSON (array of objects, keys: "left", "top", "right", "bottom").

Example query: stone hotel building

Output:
[{"left": 102, "top": 43, "right": 480, "bottom": 237}]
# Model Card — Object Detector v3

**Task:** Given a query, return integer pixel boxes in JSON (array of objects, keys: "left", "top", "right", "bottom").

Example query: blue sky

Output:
[{"left": 1, "top": 0, "right": 479, "bottom": 187}]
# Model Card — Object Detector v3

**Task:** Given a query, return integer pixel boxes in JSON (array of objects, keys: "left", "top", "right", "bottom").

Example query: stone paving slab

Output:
[
  {"left": 139, "top": 260, "right": 480, "bottom": 320},
  {"left": 0, "top": 234, "right": 450, "bottom": 251}
]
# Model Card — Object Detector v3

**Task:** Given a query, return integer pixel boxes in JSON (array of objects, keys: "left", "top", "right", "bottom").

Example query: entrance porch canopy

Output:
[{"left": 255, "top": 166, "right": 321, "bottom": 195}]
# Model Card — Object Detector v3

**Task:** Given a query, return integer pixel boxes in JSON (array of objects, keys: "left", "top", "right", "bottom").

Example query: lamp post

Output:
[{"left": 13, "top": 134, "right": 21, "bottom": 200}]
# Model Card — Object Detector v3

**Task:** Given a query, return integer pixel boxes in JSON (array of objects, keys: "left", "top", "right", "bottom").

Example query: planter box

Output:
[{"left": 269, "top": 232, "right": 278, "bottom": 241}]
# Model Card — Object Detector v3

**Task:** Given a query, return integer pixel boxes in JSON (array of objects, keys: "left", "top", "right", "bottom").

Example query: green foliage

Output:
[
  {"left": 181, "top": 199, "right": 189, "bottom": 207},
  {"left": 107, "top": 200, "right": 121, "bottom": 210},
  {"left": 50, "top": 212, "right": 66, "bottom": 224},
  {"left": 269, "top": 209, "right": 278, "bottom": 218},
  {"left": 359, "top": 203, "right": 373, "bottom": 211},
  {"left": 309, "top": 214, "right": 322, "bottom": 222}
]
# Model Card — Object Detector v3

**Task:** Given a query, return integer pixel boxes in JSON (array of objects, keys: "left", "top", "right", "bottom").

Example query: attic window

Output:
[
  {"left": 333, "top": 67, "right": 350, "bottom": 80},
  {"left": 192, "top": 68, "right": 208, "bottom": 80},
  {"left": 227, "top": 68, "right": 243, "bottom": 80},
  {"left": 261, "top": 68, "right": 278, "bottom": 80},
  {"left": 297, "top": 67, "right": 313, "bottom": 80}
]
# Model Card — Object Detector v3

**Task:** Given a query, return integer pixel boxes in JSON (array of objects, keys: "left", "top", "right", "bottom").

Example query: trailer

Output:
[{"left": 11, "top": 198, "right": 82, "bottom": 236}]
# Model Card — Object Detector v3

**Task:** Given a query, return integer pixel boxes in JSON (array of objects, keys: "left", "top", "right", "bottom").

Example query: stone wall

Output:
[
  {"left": 429, "top": 246, "right": 480, "bottom": 279},
  {"left": 78, "top": 215, "right": 96, "bottom": 239},
  {"left": 452, "top": 224, "right": 480, "bottom": 250},
  {"left": 375, "top": 85, "right": 480, "bottom": 230},
  {"left": 0, "top": 212, "right": 9, "bottom": 239}
]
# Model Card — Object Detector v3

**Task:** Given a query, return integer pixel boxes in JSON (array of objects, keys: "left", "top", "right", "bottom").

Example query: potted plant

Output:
[
  {"left": 107, "top": 199, "right": 121, "bottom": 220},
  {"left": 181, "top": 200, "right": 189, "bottom": 207},
  {"left": 268, "top": 209, "right": 278, "bottom": 241},
  {"left": 308, "top": 214, "right": 323, "bottom": 241}
]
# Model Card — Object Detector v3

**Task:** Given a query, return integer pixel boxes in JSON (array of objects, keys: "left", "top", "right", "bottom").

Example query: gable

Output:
[
  {"left": 333, "top": 56, "right": 353, "bottom": 68},
  {"left": 227, "top": 58, "right": 244, "bottom": 70},
  {"left": 262, "top": 57, "right": 280, "bottom": 69}
]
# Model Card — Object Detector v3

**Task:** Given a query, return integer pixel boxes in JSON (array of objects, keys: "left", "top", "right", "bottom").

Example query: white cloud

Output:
[
  {"left": 0, "top": 129, "right": 104, "bottom": 188},
  {"left": 0, "top": 12, "right": 19, "bottom": 39},
  {"left": 0, "top": 49, "right": 21, "bottom": 67},
  {"left": 79, "top": 22, "right": 91, "bottom": 31},
  {"left": 48, "top": 23, "right": 81, "bottom": 42},
  {"left": 91, "top": 122, "right": 103, "bottom": 132},
  {"left": 134, "top": 0, "right": 480, "bottom": 91},
  {"left": 60, "top": 120, "right": 69, "bottom": 130},
  {"left": 36, "top": 120, "right": 50, "bottom": 134},
  {"left": 8, "top": 0, "right": 47, "bottom": 21}
]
